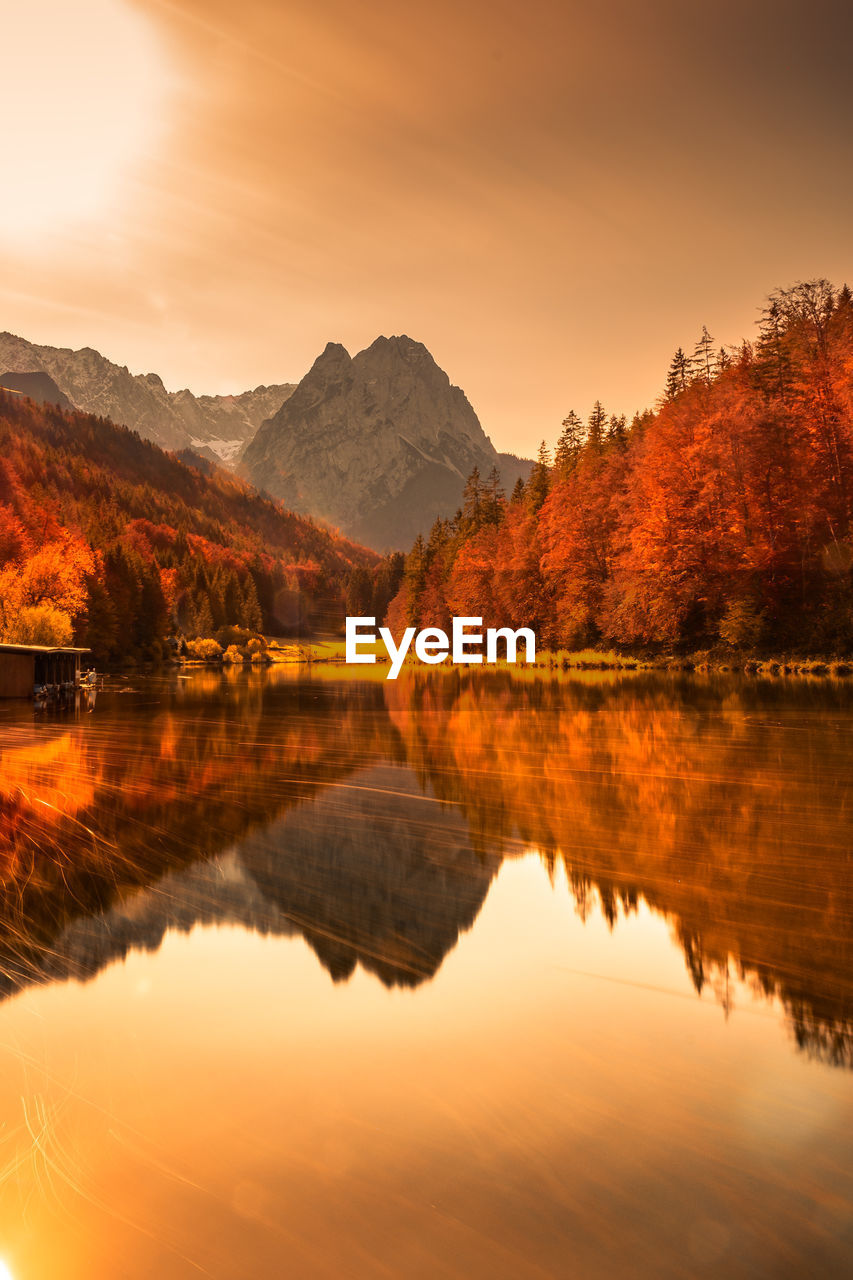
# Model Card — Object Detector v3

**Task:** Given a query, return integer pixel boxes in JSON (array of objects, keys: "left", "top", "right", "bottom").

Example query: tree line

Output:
[{"left": 388, "top": 280, "right": 853, "bottom": 655}]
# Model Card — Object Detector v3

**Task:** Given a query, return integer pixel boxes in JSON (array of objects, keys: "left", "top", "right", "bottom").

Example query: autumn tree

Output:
[{"left": 0, "top": 531, "right": 96, "bottom": 646}]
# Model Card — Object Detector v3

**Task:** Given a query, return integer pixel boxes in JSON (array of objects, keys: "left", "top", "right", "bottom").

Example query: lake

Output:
[{"left": 0, "top": 666, "right": 851, "bottom": 1278}]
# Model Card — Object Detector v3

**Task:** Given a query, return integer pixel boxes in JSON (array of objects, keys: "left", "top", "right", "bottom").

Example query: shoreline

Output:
[
  {"left": 175, "top": 643, "right": 853, "bottom": 679},
  {"left": 101, "top": 636, "right": 853, "bottom": 680},
  {"left": 529, "top": 648, "right": 853, "bottom": 677}
]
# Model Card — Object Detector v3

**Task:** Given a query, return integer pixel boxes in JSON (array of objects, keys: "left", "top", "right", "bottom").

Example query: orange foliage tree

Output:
[{"left": 0, "top": 531, "right": 96, "bottom": 646}]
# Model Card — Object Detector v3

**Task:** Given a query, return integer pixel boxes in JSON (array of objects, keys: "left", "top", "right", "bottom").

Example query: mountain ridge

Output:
[
  {"left": 0, "top": 328, "right": 532, "bottom": 549},
  {"left": 0, "top": 331, "right": 296, "bottom": 463}
]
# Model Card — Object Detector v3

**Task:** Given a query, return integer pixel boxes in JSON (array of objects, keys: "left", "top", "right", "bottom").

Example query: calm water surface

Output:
[{"left": 0, "top": 667, "right": 851, "bottom": 1278}]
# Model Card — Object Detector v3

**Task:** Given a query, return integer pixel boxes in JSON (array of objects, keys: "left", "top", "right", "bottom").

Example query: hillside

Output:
[{"left": 0, "top": 390, "right": 378, "bottom": 660}]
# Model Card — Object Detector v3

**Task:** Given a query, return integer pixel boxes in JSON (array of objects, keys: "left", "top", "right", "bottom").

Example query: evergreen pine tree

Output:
[
  {"left": 482, "top": 465, "right": 505, "bottom": 525},
  {"left": 586, "top": 402, "right": 607, "bottom": 451},
  {"left": 693, "top": 325, "right": 717, "bottom": 385},
  {"left": 222, "top": 567, "right": 244, "bottom": 625},
  {"left": 426, "top": 516, "right": 449, "bottom": 561},
  {"left": 527, "top": 441, "right": 552, "bottom": 511},
  {"left": 405, "top": 534, "right": 427, "bottom": 626},
  {"left": 461, "top": 466, "right": 483, "bottom": 530},
  {"left": 194, "top": 594, "right": 214, "bottom": 638},
  {"left": 607, "top": 413, "right": 628, "bottom": 448},
  {"left": 665, "top": 348, "right": 693, "bottom": 399},
  {"left": 554, "top": 411, "right": 584, "bottom": 474},
  {"left": 756, "top": 299, "right": 791, "bottom": 402},
  {"left": 346, "top": 565, "right": 373, "bottom": 615},
  {"left": 240, "top": 573, "right": 264, "bottom": 632},
  {"left": 372, "top": 552, "right": 405, "bottom": 622}
]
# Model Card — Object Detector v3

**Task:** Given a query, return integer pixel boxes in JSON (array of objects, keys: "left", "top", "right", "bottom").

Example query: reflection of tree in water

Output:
[
  {"left": 0, "top": 668, "right": 851, "bottom": 1067},
  {"left": 386, "top": 671, "right": 853, "bottom": 1067}
]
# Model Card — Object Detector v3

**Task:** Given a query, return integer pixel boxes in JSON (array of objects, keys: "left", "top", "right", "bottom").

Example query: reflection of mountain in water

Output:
[
  {"left": 1, "top": 668, "right": 852, "bottom": 1066},
  {"left": 0, "top": 765, "right": 495, "bottom": 996},
  {"left": 0, "top": 850, "right": 298, "bottom": 996},
  {"left": 239, "top": 764, "right": 496, "bottom": 985}
]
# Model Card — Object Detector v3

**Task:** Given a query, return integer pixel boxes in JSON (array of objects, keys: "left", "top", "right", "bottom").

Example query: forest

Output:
[
  {"left": 389, "top": 280, "right": 853, "bottom": 656},
  {"left": 0, "top": 392, "right": 400, "bottom": 662}
]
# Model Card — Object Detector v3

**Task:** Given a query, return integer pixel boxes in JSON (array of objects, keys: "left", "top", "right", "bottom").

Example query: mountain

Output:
[
  {"left": 0, "top": 369, "right": 75, "bottom": 411},
  {"left": 0, "top": 331, "right": 295, "bottom": 463},
  {"left": 169, "top": 382, "right": 296, "bottom": 466},
  {"left": 241, "top": 335, "right": 529, "bottom": 549},
  {"left": 0, "top": 329, "right": 534, "bottom": 548}
]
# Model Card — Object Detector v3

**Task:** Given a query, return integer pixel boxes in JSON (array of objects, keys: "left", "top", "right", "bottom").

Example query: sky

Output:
[{"left": 1, "top": 0, "right": 852, "bottom": 456}]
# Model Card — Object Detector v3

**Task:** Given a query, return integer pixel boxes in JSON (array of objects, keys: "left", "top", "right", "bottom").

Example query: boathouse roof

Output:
[{"left": 0, "top": 644, "right": 91, "bottom": 655}]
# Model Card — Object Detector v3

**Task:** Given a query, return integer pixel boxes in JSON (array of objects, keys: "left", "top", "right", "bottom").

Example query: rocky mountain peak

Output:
[
  {"left": 315, "top": 340, "right": 351, "bottom": 364},
  {"left": 301, "top": 340, "right": 353, "bottom": 386},
  {"left": 357, "top": 334, "right": 449, "bottom": 391},
  {"left": 240, "top": 334, "right": 504, "bottom": 549},
  {"left": 366, "top": 333, "right": 428, "bottom": 358}
]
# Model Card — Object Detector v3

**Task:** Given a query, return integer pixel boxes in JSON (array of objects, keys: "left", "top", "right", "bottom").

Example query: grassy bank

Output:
[
  {"left": 167, "top": 634, "right": 853, "bottom": 680},
  {"left": 531, "top": 648, "right": 853, "bottom": 677},
  {"left": 300, "top": 642, "right": 853, "bottom": 679}
]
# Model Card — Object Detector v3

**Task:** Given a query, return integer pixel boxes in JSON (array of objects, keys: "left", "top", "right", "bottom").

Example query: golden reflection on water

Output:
[{"left": 0, "top": 667, "right": 851, "bottom": 1278}]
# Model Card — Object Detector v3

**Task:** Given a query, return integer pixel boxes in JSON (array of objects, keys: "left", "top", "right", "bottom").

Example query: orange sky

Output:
[{"left": 2, "top": 0, "right": 852, "bottom": 455}]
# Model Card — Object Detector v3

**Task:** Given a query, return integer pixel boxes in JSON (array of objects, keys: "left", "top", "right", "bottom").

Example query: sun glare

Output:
[
  {"left": 1, "top": 0, "right": 171, "bottom": 241},
  {"left": 0, "top": 1262, "right": 14, "bottom": 1280}
]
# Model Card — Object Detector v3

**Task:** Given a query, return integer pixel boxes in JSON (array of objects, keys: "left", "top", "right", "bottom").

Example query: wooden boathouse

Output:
[{"left": 0, "top": 643, "right": 91, "bottom": 698}]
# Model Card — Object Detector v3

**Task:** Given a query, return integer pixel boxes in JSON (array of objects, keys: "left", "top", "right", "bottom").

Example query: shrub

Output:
[
  {"left": 187, "top": 638, "right": 223, "bottom": 661},
  {"left": 215, "top": 625, "right": 253, "bottom": 649}
]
